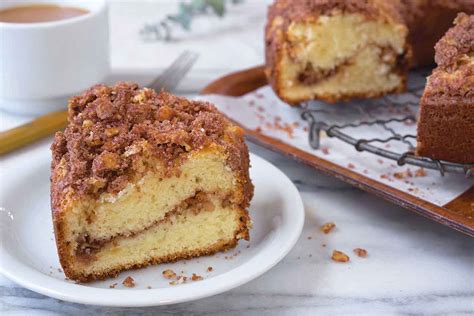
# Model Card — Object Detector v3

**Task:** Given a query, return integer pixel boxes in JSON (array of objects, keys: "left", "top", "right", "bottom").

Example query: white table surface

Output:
[{"left": 1, "top": 1, "right": 473, "bottom": 315}]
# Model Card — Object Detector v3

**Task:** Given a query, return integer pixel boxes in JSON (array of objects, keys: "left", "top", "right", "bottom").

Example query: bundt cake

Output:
[{"left": 51, "top": 83, "right": 253, "bottom": 282}]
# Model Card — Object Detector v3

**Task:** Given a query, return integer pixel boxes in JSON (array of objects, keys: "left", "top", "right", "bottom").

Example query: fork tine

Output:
[
  {"left": 149, "top": 50, "right": 198, "bottom": 92},
  {"left": 159, "top": 53, "right": 198, "bottom": 91},
  {"left": 156, "top": 52, "right": 198, "bottom": 92},
  {"left": 152, "top": 51, "right": 192, "bottom": 87}
]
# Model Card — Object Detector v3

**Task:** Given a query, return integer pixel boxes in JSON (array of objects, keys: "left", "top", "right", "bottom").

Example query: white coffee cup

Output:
[{"left": 0, "top": 0, "right": 109, "bottom": 115}]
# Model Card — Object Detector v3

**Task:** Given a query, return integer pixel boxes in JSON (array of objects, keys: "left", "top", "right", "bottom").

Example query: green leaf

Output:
[{"left": 207, "top": 0, "right": 225, "bottom": 17}]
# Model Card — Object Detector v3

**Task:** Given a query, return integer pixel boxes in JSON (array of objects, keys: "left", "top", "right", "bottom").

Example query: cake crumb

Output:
[
  {"left": 393, "top": 169, "right": 413, "bottom": 179},
  {"left": 122, "top": 276, "right": 135, "bottom": 287},
  {"left": 307, "top": 236, "right": 312, "bottom": 240},
  {"left": 320, "top": 222, "right": 336, "bottom": 234},
  {"left": 207, "top": 266, "right": 213, "bottom": 272},
  {"left": 147, "top": 286, "right": 152, "bottom": 289},
  {"left": 347, "top": 163, "right": 355, "bottom": 169},
  {"left": 353, "top": 248, "right": 368, "bottom": 257},
  {"left": 109, "top": 283, "right": 118, "bottom": 289},
  {"left": 192, "top": 273, "right": 203, "bottom": 281},
  {"left": 162, "top": 269, "right": 177, "bottom": 279},
  {"left": 331, "top": 250, "right": 350, "bottom": 263},
  {"left": 321, "top": 147, "right": 330, "bottom": 155},
  {"left": 414, "top": 168, "right": 427, "bottom": 177}
]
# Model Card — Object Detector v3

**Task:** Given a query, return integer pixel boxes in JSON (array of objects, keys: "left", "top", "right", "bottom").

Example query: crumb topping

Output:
[
  {"left": 267, "top": 0, "right": 403, "bottom": 27},
  {"left": 353, "top": 248, "right": 368, "bottom": 257},
  {"left": 162, "top": 269, "right": 177, "bottom": 279},
  {"left": 51, "top": 82, "right": 251, "bottom": 200},
  {"left": 320, "top": 222, "right": 336, "bottom": 234},
  {"left": 191, "top": 273, "right": 203, "bottom": 281},
  {"left": 425, "top": 13, "right": 474, "bottom": 98},
  {"left": 122, "top": 276, "right": 135, "bottom": 287},
  {"left": 331, "top": 250, "right": 350, "bottom": 263},
  {"left": 434, "top": 13, "right": 474, "bottom": 70}
]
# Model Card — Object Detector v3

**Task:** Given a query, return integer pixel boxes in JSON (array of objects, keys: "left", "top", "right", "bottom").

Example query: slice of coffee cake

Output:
[
  {"left": 51, "top": 83, "right": 253, "bottom": 282},
  {"left": 416, "top": 13, "right": 474, "bottom": 163},
  {"left": 265, "top": 0, "right": 411, "bottom": 105}
]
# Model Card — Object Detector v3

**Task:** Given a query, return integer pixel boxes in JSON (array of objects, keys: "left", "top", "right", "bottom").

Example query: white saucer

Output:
[{"left": 0, "top": 147, "right": 304, "bottom": 307}]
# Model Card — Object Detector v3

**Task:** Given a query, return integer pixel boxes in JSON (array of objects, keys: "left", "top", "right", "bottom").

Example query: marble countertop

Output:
[{"left": 1, "top": 1, "right": 473, "bottom": 315}]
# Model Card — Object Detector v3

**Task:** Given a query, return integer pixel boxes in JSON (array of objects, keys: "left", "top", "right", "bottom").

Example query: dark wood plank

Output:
[{"left": 200, "top": 66, "right": 474, "bottom": 236}]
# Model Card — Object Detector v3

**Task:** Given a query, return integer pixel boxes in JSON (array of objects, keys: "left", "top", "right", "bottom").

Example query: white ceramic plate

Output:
[{"left": 0, "top": 145, "right": 304, "bottom": 307}]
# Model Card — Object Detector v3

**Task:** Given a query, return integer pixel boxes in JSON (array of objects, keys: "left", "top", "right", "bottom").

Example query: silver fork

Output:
[
  {"left": 0, "top": 50, "right": 199, "bottom": 156},
  {"left": 149, "top": 50, "right": 199, "bottom": 92}
]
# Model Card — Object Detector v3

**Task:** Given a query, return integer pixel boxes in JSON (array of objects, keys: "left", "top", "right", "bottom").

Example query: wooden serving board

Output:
[{"left": 201, "top": 66, "right": 474, "bottom": 237}]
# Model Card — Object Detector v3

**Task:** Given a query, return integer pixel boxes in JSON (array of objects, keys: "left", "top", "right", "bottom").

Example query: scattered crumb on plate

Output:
[
  {"left": 353, "top": 248, "right": 368, "bottom": 258},
  {"left": 321, "top": 222, "right": 336, "bottom": 234},
  {"left": 162, "top": 269, "right": 177, "bottom": 279},
  {"left": 191, "top": 273, "right": 203, "bottom": 281},
  {"left": 331, "top": 250, "right": 350, "bottom": 263},
  {"left": 122, "top": 276, "right": 135, "bottom": 288}
]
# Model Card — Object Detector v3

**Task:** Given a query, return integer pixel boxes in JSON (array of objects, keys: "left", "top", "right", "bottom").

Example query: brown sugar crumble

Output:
[
  {"left": 320, "top": 222, "right": 336, "bottom": 234},
  {"left": 162, "top": 269, "right": 177, "bottom": 279},
  {"left": 207, "top": 266, "right": 213, "bottom": 272},
  {"left": 191, "top": 273, "right": 203, "bottom": 281},
  {"left": 51, "top": 82, "right": 250, "bottom": 200},
  {"left": 331, "top": 250, "right": 350, "bottom": 263},
  {"left": 353, "top": 248, "right": 368, "bottom": 258},
  {"left": 109, "top": 283, "right": 118, "bottom": 289},
  {"left": 122, "top": 276, "right": 135, "bottom": 287},
  {"left": 414, "top": 168, "right": 427, "bottom": 177},
  {"left": 393, "top": 169, "right": 413, "bottom": 179},
  {"left": 321, "top": 147, "right": 330, "bottom": 155}
]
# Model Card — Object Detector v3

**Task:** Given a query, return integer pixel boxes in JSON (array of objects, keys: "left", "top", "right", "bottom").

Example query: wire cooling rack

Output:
[{"left": 299, "top": 76, "right": 473, "bottom": 178}]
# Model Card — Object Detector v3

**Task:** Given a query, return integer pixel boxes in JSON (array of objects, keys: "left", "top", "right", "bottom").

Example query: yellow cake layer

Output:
[
  {"left": 63, "top": 148, "right": 239, "bottom": 242},
  {"left": 278, "top": 12, "right": 407, "bottom": 101},
  {"left": 281, "top": 44, "right": 403, "bottom": 101},
  {"left": 73, "top": 199, "right": 246, "bottom": 277}
]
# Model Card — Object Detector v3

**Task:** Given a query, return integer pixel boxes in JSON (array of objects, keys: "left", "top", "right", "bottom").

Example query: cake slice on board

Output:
[
  {"left": 265, "top": 0, "right": 411, "bottom": 105},
  {"left": 416, "top": 13, "right": 474, "bottom": 164},
  {"left": 264, "top": 0, "right": 474, "bottom": 105}
]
